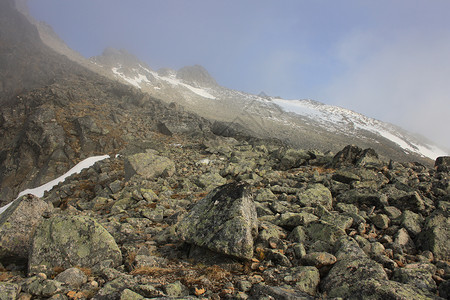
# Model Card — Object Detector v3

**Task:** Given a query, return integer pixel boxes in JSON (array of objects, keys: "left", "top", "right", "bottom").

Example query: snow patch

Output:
[
  {"left": 112, "top": 64, "right": 216, "bottom": 99},
  {"left": 0, "top": 155, "right": 110, "bottom": 216},
  {"left": 112, "top": 67, "right": 150, "bottom": 89}
]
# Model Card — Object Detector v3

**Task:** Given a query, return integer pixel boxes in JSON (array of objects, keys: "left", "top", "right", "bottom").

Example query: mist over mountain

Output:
[{"left": 0, "top": 2, "right": 449, "bottom": 299}]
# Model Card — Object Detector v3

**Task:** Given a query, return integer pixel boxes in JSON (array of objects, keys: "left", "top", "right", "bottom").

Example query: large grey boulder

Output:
[
  {"left": 177, "top": 182, "right": 258, "bottom": 260},
  {"left": 417, "top": 213, "right": 450, "bottom": 260},
  {"left": 124, "top": 150, "right": 175, "bottom": 181},
  {"left": 28, "top": 215, "right": 122, "bottom": 276},
  {"left": 0, "top": 195, "right": 51, "bottom": 264}
]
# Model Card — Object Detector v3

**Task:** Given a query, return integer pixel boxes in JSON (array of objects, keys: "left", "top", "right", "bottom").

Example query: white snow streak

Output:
[{"left": 0, "top": 155, "right": 110, "bottom": 216}]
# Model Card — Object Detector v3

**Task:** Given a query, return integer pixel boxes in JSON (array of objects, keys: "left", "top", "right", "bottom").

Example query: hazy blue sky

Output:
[{"left": 28, "top": 0, "right": 450, "bottom": 149}]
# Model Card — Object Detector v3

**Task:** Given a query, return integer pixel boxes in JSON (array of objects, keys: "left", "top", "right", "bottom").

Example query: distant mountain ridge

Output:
[{"left": 87, "top": 49, "right": 448, "bottom": 162}]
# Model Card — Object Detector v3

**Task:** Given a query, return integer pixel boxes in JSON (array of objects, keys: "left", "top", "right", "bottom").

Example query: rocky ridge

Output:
[{"left": 0, "top": 136, "right": 449, "bottom": 299}]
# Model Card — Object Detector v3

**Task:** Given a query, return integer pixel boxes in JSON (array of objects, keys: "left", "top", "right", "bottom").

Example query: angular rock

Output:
[
  {"left": 417, "top": 213, "right": 450, "bottom": 260},
  {"left": 392, "top": 263, "right": 437, "bottom": 293},
  {"left": 329, "top": 278, "right": 442, "bottom": 299},
  {"left": 54, "top": 267, "right": 88, "bottom": 288},
  {"left": 301, "top": 252, "right": 337, "bottom": 268},
  {"left": 162, "top": 281, "right": 189, "bottom": 297},
  {"left": 305, "top": 221, "right": 346, "bottom": 246},
  {"left": 124, "top": 150, "right": 175, "bottom": 181},
  {"left": 250, "top": 283, "right": 314, "bottom": 299},
  {"left": 29, "top": 215, "right": 122, "bottom": 276},
  {"left": 177, "top": 182, "right": 258, "bottom": 260},
  {"left": 394, "top": 228, "right": 415, "bottom": 253},
  {"left": 0, "top": 282, "right": 20, "bottom": 300},
  {"left": 0, "top": 195, "right": 51, "bottom": 264},
  {"left": 276, "top": 212, "right": 318, "bottom": 229},
  {"left": 332, "top": 145, "right": 381, "bottom": 168},
  {"left": 371, "top": 213, "right": 390, "bottom": 229},
  {"left": 435, "top": 156, "right": 450, "bottom": 172},
  {"left": 279, "top": 148, "right": 310, "bottom": 170},
  {"left": 195, "top": 172, "right": 227, "bottom": 191},
  {"left": 322, "top": 237, "right": 388, "bottom": 297},
  {"left": 298, "top": 184, "right": 333, "bottom": 210},
  {"left": 401, "top": 210, "right": 423, "bottom": 237},
  {"left": 332, "top": 170, "right": 361, "bottom": 184},
  {"left": 278, "top": 266, "right": 320, "bottom": 295},
  {"left": 120, "top": 289, "right": 145, "bottom": 300}
]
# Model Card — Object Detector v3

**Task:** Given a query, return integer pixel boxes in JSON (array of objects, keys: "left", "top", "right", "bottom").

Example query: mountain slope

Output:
[
  {"left": 0, "top": 1, "right": 213, "bottom": 203},
  {"left": 88, "top": 49, "right": 448, "bottom": 163}
]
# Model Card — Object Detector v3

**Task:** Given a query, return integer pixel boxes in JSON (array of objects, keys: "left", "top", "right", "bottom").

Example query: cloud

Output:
[{"left": 322, "top": 31, "right": 450, "bottom": 150}]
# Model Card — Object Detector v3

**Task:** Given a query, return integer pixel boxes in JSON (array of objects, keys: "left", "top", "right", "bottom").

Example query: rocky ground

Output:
[{"left": 0, "top": 133, "right": 449, "bottom": 299}]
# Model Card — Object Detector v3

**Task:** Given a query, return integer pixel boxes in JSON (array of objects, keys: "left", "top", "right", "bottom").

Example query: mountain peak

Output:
[
  {"left": 91, "top": 47, "right": 152, "bottom": 71},
  {"left": 176, "top": 65, "right": 218, "bottom": 88}
]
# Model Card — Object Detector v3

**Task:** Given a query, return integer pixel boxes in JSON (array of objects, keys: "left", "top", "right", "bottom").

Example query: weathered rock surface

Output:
[
  {"left": 28, "top": 215, "right": 122, "bottom": 275},
  {"left": 177, "top": 182, "right": 258, "bottom": 259},
  {"left": 124, "top": 150, "right": 175, "bottom": 181},
  {"left": 0, "top": 195, "right": 51, "bottom": 264}
]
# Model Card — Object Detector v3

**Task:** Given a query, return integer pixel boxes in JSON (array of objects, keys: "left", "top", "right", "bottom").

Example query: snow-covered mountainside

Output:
[
  {"left": 89, "top": 49, "right": 448, "bottom": 162},
  {"left": 271, "top": 98, "right": 448, "bottom": 160}
]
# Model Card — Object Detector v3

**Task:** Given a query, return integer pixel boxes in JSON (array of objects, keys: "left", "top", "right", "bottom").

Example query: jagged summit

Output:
[{"left": 176, "top": 64, "right": 218, "bottom": 88}]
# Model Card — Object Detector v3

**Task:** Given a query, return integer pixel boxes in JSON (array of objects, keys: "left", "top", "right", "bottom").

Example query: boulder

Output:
[
  {"left": 417, "top": 213, "right": 450, "bottom": 260},
  {"left": 0, "top": 282, "right": 20, "bottom": 300},
  {"left": 321, "top": 237, "right": 388, "bottom": 297},
  {"left": 28, "top": 215, "right": 122, "bottom": 276},
  {"left": 277, "top": 266, "right": 320, "bottom": 295},
  {"left": 177, "top": 182, "right": 258, "bottom": 260},
  {"left": 332, "top": 145, "right": 381, "bottom": 168},
  {"left": 0, "top": 195, "right": 51, "bottom": 264},
  {"left": 124, "top": 150, "right": 175, "bottom": 181},
  {"left": 392, "top": 263, "right": 437, "bottom": 293},
  {"left": 250, "top": 283, "right": 314, "bottom": 299},
  {"left": 435, "top": 156, "right": 450, "bottom": 172},
  {"left": 298, "top": 184, "right": 333, "bottom": 210},
  {"left": 54, "top": 267, "right": 88, "bottom": 288}
]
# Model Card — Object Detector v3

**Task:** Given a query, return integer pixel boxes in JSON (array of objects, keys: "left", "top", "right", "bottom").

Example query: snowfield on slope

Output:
[
  {"left": 272, "top": 98, "right": 448, "bottom": 160},
  {"left": 0, "top": 155, "right": 110, "bottom": 215},
  {"left": 111, "top": 64, "right": 216, "bottom": 100}
]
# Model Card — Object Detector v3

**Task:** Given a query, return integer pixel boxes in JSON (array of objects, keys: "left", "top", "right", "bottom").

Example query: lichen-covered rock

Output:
[
  {"left": 298, "top": 184, "right": 333, "bottom": 210},
  {"left": 371, "top": 213, "right": 390, "bottom": 229},
  {"left": 120, "top": 289, "right": 145, "bottom": 300},
  {"left": 305, "top": 221, "right": 346, "bottom": 246},
  {"left": 0, "top": 195, "right": 51, "bottom": 264},
  {"left": 250, "top": 283, "right": 314, "bottom": 299},
  {"left": 392, "top": 263, "right": 437, "bottom": 293},
  {"left": 22, "top": 276, "right": 63, "bottom": 298},
  {"left": 195, "top": 172, "right": 227, "bottom": 191},
  {"left": 332, "top": 170, "right": 361, "bottom": 184},
  {"left": 331, "top": 278, "right": 441, "bottom": 300},
  {"left": 417, "top": 213, "right": 450, "bottom": 260},
  {"left": 301, "top": 252, "right": 337, "bottom": 268},
  {"left": 28, "top": 215, "right": 122, "bottom": 276},
  {"left": 177, "top": 182, "right": 258, "bottom": 260},
  {"left": 124, "top": 150, "right": 175, "bottom": 180},
  {"left": 0, "top": 282, "right": 20, "bottom": 300},
  {"left": 54, "top": 267, "right": 88, "bottom": 288},
  {"left": 277, "top": 266, "right": 320, "bottom": 295},
  {"left": 276, "top": 212, "right": 318, "bottom": 229}
]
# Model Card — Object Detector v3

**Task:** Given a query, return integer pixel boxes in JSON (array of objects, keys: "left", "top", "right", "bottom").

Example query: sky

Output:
[{"left": 28, "top": 0, "right": 450, "bottom": 150}]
